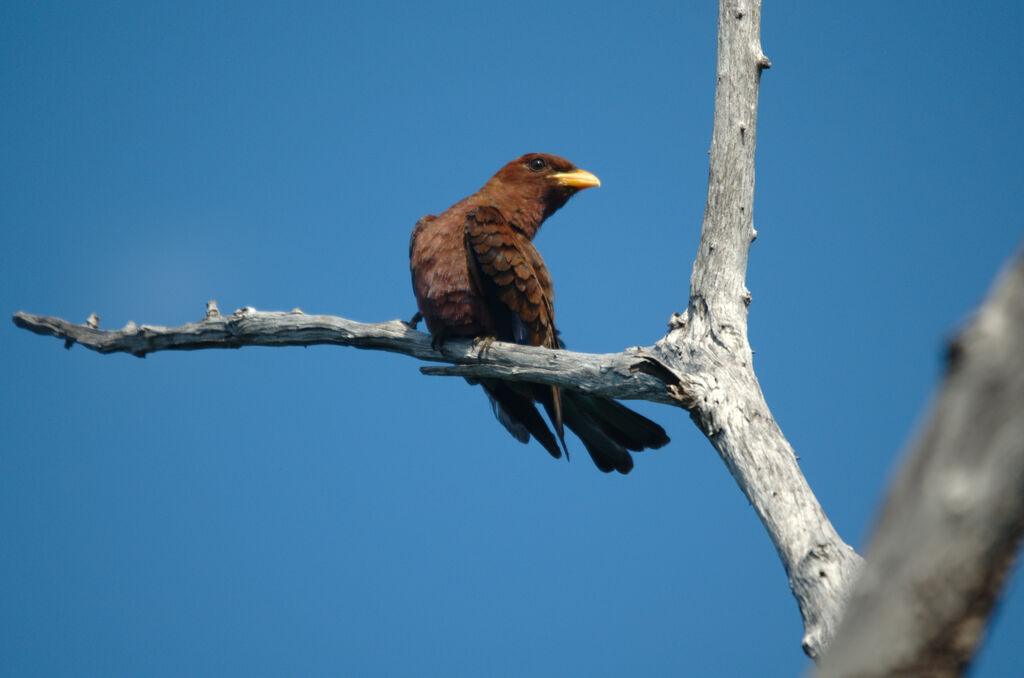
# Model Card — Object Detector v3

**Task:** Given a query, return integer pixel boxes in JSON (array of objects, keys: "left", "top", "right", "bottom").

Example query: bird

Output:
[{"left": 409, "top": 153, "right": 669, "bottom": 473}]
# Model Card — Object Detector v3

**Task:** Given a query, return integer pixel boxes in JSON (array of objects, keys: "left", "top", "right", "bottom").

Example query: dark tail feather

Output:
[
  {"left": 564, "top": 391, "right": 670, "bottom": 451},
  {"left": 561, "top": 391, "right": 670, "bottom": 474},
  {"left": 561, "top": 402, "right": 632, "bottom": 473},
  {"left": 479, "top": 379, "right": 562, "bottom": 460},
  {"left": 475, "top": 377, "right": 668, "bottom": 473},
  {"left": 549, "top": 385, "right": 568, "bottom": 456},
  {"left": 536, "top": 385, "right": 570, "bottom": 461}
]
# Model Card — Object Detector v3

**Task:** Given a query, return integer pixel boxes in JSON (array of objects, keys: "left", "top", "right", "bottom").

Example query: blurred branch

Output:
[
  {"left": 816, "top": 250, "right": 1024, "bottom": 678},
  {"left": 11, "top": 305, "right": 677, "bottom": 404}
]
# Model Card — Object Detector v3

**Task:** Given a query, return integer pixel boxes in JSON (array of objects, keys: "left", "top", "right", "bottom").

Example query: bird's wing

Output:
[
  {"left": 409, "top": 214, "right": 434, "bottom": 259},
  {"left": 464, "top": 206, "right": 557, "bottom": 348},
  {"left": 465, "top": 205, "right": 565, "bottom": 448}
]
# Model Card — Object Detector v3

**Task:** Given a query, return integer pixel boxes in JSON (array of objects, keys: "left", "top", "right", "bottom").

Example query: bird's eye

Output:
[{"left": 528, "top": 157, "right": 548, "bottom": 172}]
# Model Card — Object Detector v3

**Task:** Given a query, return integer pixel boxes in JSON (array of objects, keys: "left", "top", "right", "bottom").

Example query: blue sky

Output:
[{"left": 2, "top": 2, "right": 1021, "bottom": 676}]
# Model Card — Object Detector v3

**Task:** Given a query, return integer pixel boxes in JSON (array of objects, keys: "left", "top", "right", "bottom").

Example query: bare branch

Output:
[
  {"left": 12, "top": 0, "right": 863, "bottom": 661},
  {"left": 817, "top": 250, "right": 1024, "bottom": 678},
  {"left": 418, "top": 349, "right": 681, "bottom": 404},
  {"left": 11, "top": 307, "right": 678, "bottom": 403},
  {"left": 647, "top": 0, "right": 864, "bottom": 658}
]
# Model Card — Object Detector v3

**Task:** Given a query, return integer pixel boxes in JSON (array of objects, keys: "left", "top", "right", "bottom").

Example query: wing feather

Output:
[{"left": 465, "top": 206, "right": 565, "bottom": 447}]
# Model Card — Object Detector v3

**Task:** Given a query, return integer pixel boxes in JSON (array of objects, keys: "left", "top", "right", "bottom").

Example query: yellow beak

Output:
[{"left": 549, "top": 168, "right": 601, "bottom": 189}]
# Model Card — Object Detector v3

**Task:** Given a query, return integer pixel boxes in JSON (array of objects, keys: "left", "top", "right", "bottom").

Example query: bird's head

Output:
[{"left": 484, "top": 153, "right": 601, "bottom": 228}]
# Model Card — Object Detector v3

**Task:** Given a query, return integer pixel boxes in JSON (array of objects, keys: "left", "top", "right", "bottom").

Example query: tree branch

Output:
[
  {"left": 11, "top": 306, "right": 677, "bottom": 403},
  {"left": 10, "top": 0, "right": 864, "bottom": 661},
  {"left": 642, "top": 0, "right": 863, "bottom": 659},
  {"left": 816, "top": 250, "right": 1024, "bottom": 678}
]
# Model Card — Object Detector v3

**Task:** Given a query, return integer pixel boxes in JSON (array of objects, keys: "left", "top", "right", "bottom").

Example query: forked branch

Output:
[
  {"left": 21, "top": 0, "right": 1019, "bottom": 669},
  {"left": 11, "top": 0, "right": 859, "bottom": 662}
]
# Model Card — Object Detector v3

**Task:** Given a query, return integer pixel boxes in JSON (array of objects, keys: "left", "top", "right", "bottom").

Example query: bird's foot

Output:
[
  {"left": 473, "top": 335, "right": 497, "bottom": 358},
  {"left": 404, "top": 311, "right": 423, "bottom": 330}
]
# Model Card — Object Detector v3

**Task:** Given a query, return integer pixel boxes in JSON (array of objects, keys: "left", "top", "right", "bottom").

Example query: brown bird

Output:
[{"left": 409, "top": 153, "right": 669, "bottom": 473}]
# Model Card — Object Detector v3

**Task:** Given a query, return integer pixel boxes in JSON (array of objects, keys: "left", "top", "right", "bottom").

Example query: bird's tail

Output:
[
  {"left": 477, "top": 378, "right": 563, "bottom": 460},
  {"left": 476, "top": 377, "right": 669, "bottom": 474},
  {"left": 558, "top": 390, "right": 670, "bottom": 474}
]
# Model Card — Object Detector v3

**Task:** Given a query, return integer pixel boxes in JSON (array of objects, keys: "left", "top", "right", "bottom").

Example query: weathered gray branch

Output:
[
  {"left": 643, "top": 0, "right": 863, "bottom": 659},
  {"left": 11, "top": 306, "right": 675, "bottom": 403},
  {"left": 10, "top": 0, "right": 863, "bottom": 662},
  {"left": 816, "top": 250, "right": 1024, "bottom": 678}
]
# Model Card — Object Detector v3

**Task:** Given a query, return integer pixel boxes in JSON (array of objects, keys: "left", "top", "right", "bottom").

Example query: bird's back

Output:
[{"left": 410, "top": 199, "right": 489, "bottom": 339}]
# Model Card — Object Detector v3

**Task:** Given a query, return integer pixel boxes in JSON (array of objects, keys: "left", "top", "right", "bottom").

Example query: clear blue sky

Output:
[{"left": 3, "top": 2, "right": 1021, "bottom": 676}]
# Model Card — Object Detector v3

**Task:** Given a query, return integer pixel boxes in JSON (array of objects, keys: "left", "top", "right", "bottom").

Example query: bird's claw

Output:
[
  {"left": 404, "top": 311, "right": 423, "bottom": 330},
  {"left": 473, "top": 335, "right": 497, "bottom": 358}
]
